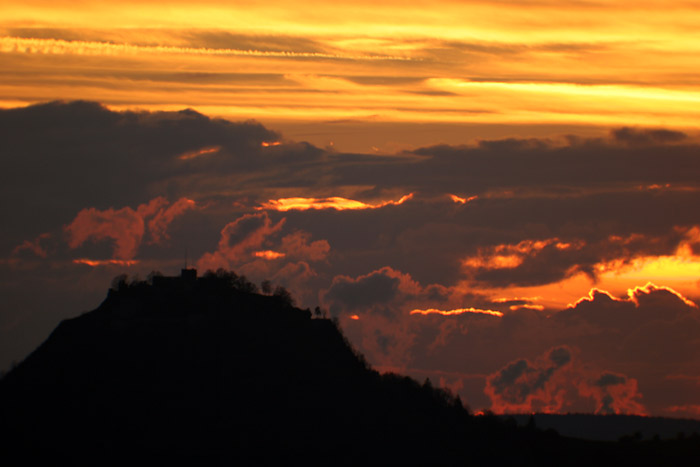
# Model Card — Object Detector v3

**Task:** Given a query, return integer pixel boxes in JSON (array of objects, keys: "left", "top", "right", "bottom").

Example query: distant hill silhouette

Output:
[
  {"left": 505, "top": 413, "right": 700, "bottom": 442},
  {"left": 2, "top": 269, "right": 699, "bottom": 465}
]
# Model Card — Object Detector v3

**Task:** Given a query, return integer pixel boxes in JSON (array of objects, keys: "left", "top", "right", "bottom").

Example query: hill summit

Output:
[{"left": 0, "top": 269, "right": 474, "bottom": 465}]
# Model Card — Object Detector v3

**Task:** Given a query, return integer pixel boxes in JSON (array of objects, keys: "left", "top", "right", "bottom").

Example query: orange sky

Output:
[{"left": 3, "top": 1, "right": 700, "bottom": 150}]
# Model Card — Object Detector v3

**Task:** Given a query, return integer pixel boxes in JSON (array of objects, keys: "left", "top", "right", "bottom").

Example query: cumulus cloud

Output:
[
  {"left": 321, "top": 267, "right": 468, "bottom": 371},
  {"left": 582, "top": 372, "right": 646, "bottom": 415},
  {"left": 147, "top": 198, "right": 197, "bottom": 243},
  {"left": 485, "top": 347, "right": 573, "bottom": 413},
  {"left": 12, "top": 233, "right": 52, "bottom": 259},
  {"left": 64, "top": 197, "right": 195, "bottom": 259},
  {"left": 196, "top": 212, "right": 285, "bottom": 271},
  {"left": 611, "top": 127, "right": 687, "bottom": 147},
  {"left": 485, "top": 347, "right": 645, "bottom": 415},
  {"left": 279, "top": 231, "right": 330, "bottom": 261},
  {"left": 409, "top": 284, "right": 697, "bottom": 414},
  {"left": 322, "top": 266, "right": 431, "bottom": 316},
  {"left": 65, "top": 205, "right": 149, "bottom": 260},
  {"left": 560, "top": 283, "right": 698, "bottom": 337},
  {"left": 195, "top": 212, "right": 331, "bottom": 304},
  {"left": 271, "top": 261, "right": 317, "bottom": 289},
  {"left": 324, "top": 268, "right": 403, "bottom": 314}
]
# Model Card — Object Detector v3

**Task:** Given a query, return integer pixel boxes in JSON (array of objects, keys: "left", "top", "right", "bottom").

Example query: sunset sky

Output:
[{"left": 3, "top": 0, "right": 700, "bottom": 417}]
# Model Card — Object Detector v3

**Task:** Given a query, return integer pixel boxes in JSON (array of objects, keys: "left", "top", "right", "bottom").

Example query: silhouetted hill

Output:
[
  {"left": 2, "top": 270, "right": 700, "bottom": 465},
  {"left": 506, "top": 413, "right": 700, "bottom": 442}
]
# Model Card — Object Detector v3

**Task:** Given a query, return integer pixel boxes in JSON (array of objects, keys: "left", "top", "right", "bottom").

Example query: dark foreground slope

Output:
[{"left": 1, "top": 273, "right": 699, "bottom": 465}]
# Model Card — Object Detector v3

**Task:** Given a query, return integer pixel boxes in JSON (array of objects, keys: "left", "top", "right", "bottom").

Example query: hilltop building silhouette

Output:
[{"left": 151, "top": 268, "right": 197, "bottom": 289}]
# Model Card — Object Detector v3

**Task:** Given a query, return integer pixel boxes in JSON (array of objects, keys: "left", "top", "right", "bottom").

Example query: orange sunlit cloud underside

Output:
[
  {"left": 73, "top": 258, "right": 140, "bottom": 267},
  {"left": 449, "top": 194, "right": 478, "bottom": 205},
  {"left": 258, "top": 194, "right": 413, "bottom": 211},
  {"left": 410, "top": 307, "right": 504, "bottom": 318},
  {"left": 567, "top": 282, "right": 697, "bottom": 309},
  {"left": 452, "top": 228, "right": 700, "bottom": 311},
  {"left": 253, "top": 250, "right": 286, "bottom": 260},
  {"left": 4, "top": 1, "right": 700, "bottom": 151},
  {"left": 178, "top": 146, "right": 220, "bottom": 160},
  {"left": 461, "top": 254, "right": 700, "bottom": 313}
]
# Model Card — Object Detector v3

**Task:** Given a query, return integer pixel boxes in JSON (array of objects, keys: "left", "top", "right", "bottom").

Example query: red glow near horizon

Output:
[
  {"left": 261, "top": 141, "right": 282, "bottom": 147},
  {"left": 73, "top": 258, "right": 140, "bottom": 267}
]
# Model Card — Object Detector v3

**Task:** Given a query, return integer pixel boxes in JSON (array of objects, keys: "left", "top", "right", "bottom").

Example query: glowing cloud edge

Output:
[
  {"left": 410, "top": 307, "right": 504, "bottom": 317},
  {"left": 257, "top": 193, "right": 414, "bottom": 211}
]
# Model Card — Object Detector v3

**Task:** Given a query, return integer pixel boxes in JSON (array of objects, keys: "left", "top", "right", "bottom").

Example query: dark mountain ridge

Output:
[
  {"left": 505, "top": 413, "right": 700, "bottom": 442},
  {"left": 2, "top": 269, "right": 699, "bottom": 465}
]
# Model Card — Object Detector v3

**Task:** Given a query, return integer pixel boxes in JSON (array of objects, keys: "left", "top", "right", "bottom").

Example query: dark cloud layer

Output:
[
  {"left": 0, "top": 101, "right": 277, "bottom": 248},
  {"left": 325, "top": 270, "right": 400, "bottom": 313}
]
